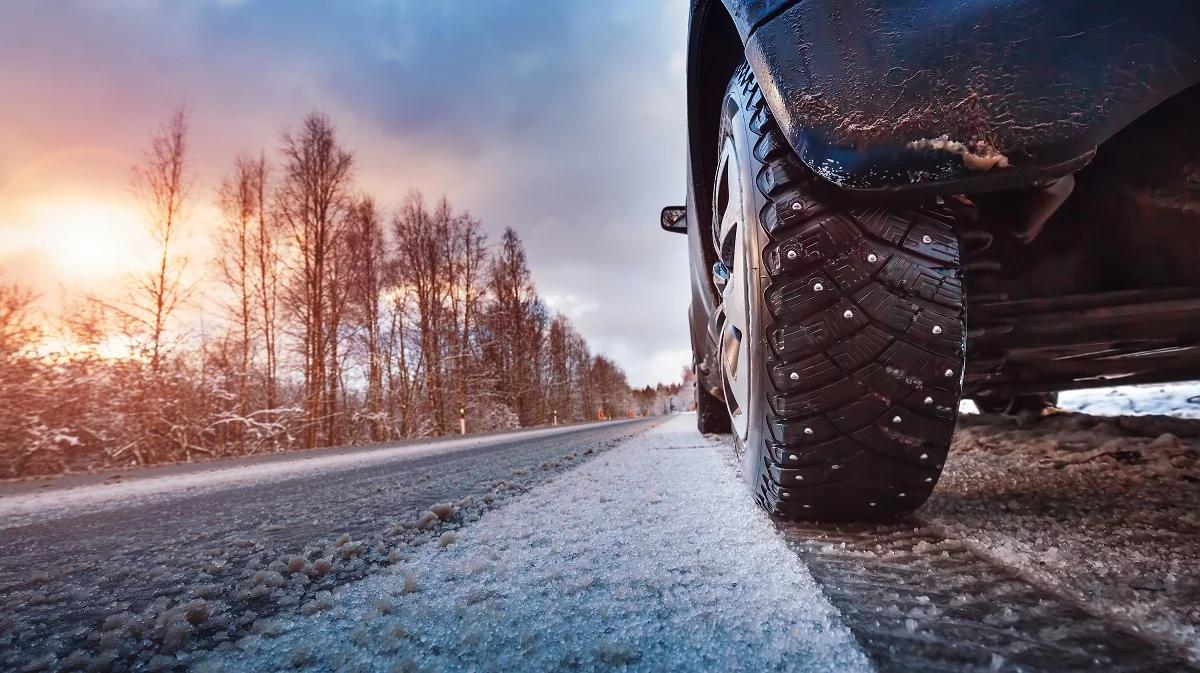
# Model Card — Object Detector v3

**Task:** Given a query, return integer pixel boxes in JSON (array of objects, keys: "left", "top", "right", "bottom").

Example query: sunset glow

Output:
[
  {"left": 36, "top": 334, "right": 143, "bottom": 363},
  {"left": 3, "top": 196, "right": 150, "bottom": 280},
  {"left": 0, "top": 0, "right": 690, "bottom": 387}
]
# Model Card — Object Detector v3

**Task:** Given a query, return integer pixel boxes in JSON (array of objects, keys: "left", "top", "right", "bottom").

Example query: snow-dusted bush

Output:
[{"left": 475, "top": 402, "right": 520, "bottom": 432}]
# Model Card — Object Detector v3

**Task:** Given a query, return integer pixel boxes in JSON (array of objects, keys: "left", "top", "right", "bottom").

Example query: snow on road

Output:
[
  {"left": 197, "top": 415, "right": 872, "bottom": 673},
  {"left": 0, "top": 422, "right": 635, "bottom": 529}
]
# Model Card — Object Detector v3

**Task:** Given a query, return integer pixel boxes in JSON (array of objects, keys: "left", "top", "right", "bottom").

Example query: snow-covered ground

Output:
[
  {"left": 1058, "top": 382, "right": 1200, "bottom": 418},
  {"left": 197, "top": 417, "right": 871, "bottom": 673},
  {"left": 961, "top": 381, "right": 1200, "bottom": 417},
  {"left": 928, "top": 384, "right": 1200, "bottom": 661}
]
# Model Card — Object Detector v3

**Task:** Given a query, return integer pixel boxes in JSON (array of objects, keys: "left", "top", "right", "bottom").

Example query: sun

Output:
[{"left": 2, "top": 196, "right": 151, "bottom": 281}]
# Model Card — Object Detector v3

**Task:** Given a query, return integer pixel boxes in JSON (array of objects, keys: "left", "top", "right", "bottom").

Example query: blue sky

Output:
[{"left": 0, "top": 0, "right": 693, "bottom": 386}]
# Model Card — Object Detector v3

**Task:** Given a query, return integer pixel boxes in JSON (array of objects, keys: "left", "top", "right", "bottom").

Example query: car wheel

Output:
[{"left": 713, "top": 63, "right": 968, "bottom": 520}]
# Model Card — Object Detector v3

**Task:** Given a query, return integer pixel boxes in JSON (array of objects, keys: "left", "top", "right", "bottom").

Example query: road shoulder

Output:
[{"left": 198, "top": 415, "right": 871, "bottom": 673}]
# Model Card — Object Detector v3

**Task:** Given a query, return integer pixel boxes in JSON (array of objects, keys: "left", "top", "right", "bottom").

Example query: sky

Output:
[{"left": 0, "top": 0, "right": 693, "bottom": 387}]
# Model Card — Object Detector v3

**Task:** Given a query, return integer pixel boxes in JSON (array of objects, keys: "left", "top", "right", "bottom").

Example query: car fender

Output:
[{"left": 726, "top": 0, "right": 1200, "bottom": 194}]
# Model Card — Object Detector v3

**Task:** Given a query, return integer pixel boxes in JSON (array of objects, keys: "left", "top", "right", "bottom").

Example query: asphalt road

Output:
[{"left": 0, "top": 419, "right": 660, "bottom": 673}]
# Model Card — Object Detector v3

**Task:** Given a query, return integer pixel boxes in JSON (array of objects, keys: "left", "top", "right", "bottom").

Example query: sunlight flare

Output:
[{"left": 2, "top": 196, "right": 150, "bottom": 280}]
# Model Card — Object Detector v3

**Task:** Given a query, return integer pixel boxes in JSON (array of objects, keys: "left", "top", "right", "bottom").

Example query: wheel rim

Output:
[{"left": 715, "top": 136, "right": 753, "bottom": 442}]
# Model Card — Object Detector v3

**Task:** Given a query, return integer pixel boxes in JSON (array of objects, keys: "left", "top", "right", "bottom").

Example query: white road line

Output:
[
  {"left": 198, "top": 415, "right": 871, "bottom": 673},
  {"left": 0, "top": 421, "right": 637, "bottom": 529}
]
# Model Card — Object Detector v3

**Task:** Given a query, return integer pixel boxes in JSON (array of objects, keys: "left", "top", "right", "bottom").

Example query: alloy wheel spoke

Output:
[{"left": 714, "top": 136, "right": 752, "bottom": 439}]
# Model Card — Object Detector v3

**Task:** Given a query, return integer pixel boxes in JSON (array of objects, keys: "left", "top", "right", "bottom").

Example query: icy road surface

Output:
[
  {"left": 3, "top": 384, "right": 1199, "bottom": 672},
  {"left": 0, "top": 419, "right": 659, "bottom": 672},
  {"left": 197, "top": 416, "right": 870, "bottom": 673},
  {"left": 0, "top": 421, "right": 644, "bottom": 528}
]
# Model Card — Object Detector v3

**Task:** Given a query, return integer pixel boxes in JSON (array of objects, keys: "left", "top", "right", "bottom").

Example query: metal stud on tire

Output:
[{"left": 714, "top": 63, "right": 968, "bottom": 521}]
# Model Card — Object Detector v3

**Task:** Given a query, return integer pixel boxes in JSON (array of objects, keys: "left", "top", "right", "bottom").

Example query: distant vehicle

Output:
[{"left": 662, "top": 0, "right": 1200, "bottom": 520}]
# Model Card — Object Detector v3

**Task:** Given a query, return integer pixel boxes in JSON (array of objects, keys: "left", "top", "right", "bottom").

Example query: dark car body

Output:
[
  {"left": 691, "top": 0, "right": 1200, "bottom": 194},
  {"left": 683, "top": 0, "right": 1200, "bottom": 400}
]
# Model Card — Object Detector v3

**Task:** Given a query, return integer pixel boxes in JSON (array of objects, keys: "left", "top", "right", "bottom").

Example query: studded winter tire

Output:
[{"left": 712, "top": 63, "right": 968, "bottom": 521}]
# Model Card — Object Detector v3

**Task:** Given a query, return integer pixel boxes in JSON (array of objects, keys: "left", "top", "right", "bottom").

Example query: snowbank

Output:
[
  {"left": 1058, "top": 382, "right": 1200, "bottom": 419},
  {"left": 961, "top": 382, "right": 1200, "bottom": 418}
]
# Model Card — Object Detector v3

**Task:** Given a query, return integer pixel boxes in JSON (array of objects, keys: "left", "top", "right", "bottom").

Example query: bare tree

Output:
[
  {"left": 324, "top": 219, "right": 355, "bottom": 445},
  {"left": 447, "top": 210, "right": 488, "bottom": 429},
  {"left": 130, "top": 107, "right": 193, "bottom": 373},
  {"left": 590, "top": 355, "right": 632, "bottom": 420},
  {"left": 276, "top": 112, "right": 354, "bottom": 449},
  {"left": 383, "top": 290, "right": 417, "bottom": 436},
  {"left": 215, "top": 155, "right": 259, "bottom": 438},
  {"left": 544, "top": 314, "right": 574, "bottom": 423},
  {"left": 484, "top": 228, "right": 547, "bottom": 425},
  {"left": 345, "top": 196, "right": 387, "bottom": 440},
  {"left": 569, "top": 330, "right": 595, "bottom": 421},
  {"left": 240, "top": 154, "right": 281, "bottom": 416},
  {"left": 0, "top": 283, "right": 39, "bottom": 356},
  {"left": 388, "top": 193, "right": 494, "bottom": 434},
  {"left": 0, "top": 283, "right": 53, "bottom": 476},
  {"left": 396, "top": 193, "right": 443, "bottom": 432}
]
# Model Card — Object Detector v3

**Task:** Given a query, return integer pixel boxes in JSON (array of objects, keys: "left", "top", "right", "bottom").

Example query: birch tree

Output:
[{"left": 277, "top": 112, "right": 354, "bottom": 449}]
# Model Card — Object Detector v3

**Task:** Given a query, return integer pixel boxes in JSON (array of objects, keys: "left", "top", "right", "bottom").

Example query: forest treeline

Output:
[{"left": 0, "top": 109, "right": 686, "bottom": 478}]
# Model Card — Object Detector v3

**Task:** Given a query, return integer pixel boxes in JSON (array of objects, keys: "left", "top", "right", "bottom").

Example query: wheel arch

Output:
[
  {"left": 742, "top": 0, "right": 1200, "bottom": 195},
  {"left": 685, "top": 0, "right": 744, "bottom": 391},
  {"left": 686, "top": 1, "right": 743, "bottom": 255}
]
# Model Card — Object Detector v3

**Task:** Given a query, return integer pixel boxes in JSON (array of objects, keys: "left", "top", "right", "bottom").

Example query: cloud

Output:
[{"left": 0, "top": 0, "right": 693, "bottom": 387}]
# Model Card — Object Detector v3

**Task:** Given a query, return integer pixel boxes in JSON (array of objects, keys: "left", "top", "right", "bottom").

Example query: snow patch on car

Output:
[{"left": 907, "top": 135, "right": 1010, "bottom": 171}]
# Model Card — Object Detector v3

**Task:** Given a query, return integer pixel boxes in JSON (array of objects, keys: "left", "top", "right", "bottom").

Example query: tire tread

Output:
[{"left": 725, "top": 63, "right": 966, "bottom": 520}]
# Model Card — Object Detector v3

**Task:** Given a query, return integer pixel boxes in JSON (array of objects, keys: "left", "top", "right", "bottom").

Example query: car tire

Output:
[{"left": 713, "top": 63, "right": 967, "bottom": 520}]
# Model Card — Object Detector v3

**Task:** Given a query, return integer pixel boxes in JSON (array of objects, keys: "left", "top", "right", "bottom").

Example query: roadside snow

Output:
[
  {"left": 197, "top": 416, "right": 871, "bottom": 673},
  {"left": 962, "top": 382, "right": 1200, "bottom": 418},
  {"left": 926, "top": 410, "right": 1200, "bottom": 661},
  {"left": 0, "top": 422, "right": 634, "bottom": 528},
  {"left": 1058, "top": 382, "right": 1200, "bottom": 418}
]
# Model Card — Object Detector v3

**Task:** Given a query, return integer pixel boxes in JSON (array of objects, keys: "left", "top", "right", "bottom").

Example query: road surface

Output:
[{"left": 2, "top": 405, "right": 1198, "bottom": 672}]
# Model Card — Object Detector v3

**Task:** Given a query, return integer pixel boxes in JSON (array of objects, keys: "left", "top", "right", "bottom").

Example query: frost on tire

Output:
[{"left": 713, "top": 62, "right": 967, "bottom": 521}]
